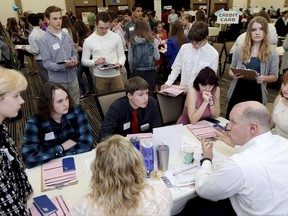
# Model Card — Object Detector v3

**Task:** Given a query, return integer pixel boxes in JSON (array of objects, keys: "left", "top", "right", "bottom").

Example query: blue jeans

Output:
[{"left": 77, "top": 63, "right": 94, "bottom": 94}]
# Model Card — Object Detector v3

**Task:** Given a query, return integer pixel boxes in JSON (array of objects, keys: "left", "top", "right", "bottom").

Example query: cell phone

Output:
[
  {"left": 213, "top": 124, "right": 225, "bottom": 131},
  {"left": 204, "top": 117, "right": 220, "bottom": 124},
  {"left": 57, "top": 60, "right": 68, "bottom": 64}
]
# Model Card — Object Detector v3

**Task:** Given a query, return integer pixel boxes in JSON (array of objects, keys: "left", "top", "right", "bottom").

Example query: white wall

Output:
[
  {"left": 232, "top": 0, "right": 248, "bottom": 10},
  {"left": 0, "top": 0, "right": 66, "bottom": 26},
  {"left": 21, "top": 0, "right": 66, "bottom": 14},
  {"left": 0, "top": 0, "right": 18, "bottom": 26},
  {"left": 249, "top": 0, "right": 285, "bottom": 12}
]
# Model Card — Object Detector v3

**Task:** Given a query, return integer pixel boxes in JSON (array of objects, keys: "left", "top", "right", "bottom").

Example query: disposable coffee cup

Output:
[
  {"left": 156, "top": 145, "right": 169, "bottom": 171},
  {"left": 182, "top": 146, "right": 194, "bottom": 164}
]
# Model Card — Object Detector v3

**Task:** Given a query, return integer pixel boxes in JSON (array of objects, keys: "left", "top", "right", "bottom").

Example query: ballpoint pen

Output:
[{"left": 173, "top": 165, "right": 198, "bottom": 176}]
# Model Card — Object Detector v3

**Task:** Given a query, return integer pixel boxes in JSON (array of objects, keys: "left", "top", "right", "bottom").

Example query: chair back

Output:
[
  {"left": 224, "top": 41, "right": 234, "bottom": 58},
  {"left": 222, "top": 41, "right": 235, "bottom": 76},
  {"left": 94, "top": 90, "right": 126, "bottom": 119},
  {"left": 157, "top": 93, "right": 185, "bottom": 125},
  {"left": 212, "top": 42, "right": 224, "bottom": 76}
]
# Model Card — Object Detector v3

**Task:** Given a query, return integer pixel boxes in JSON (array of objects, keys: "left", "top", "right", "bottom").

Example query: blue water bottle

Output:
[
  {"left": 141, "top": 140, "right": 154, "bottom": 172},
  {"left": 129, "top": 136, "right": 140, "bottom": 151}
]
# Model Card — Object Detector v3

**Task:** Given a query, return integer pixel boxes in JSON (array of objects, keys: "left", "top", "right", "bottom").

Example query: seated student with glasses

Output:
[
  {"left": 161, "top": 21, "right": 218, "bottom": 94},
  {"left": 177, "top": 67, "right": 220, "bottom": 124}
]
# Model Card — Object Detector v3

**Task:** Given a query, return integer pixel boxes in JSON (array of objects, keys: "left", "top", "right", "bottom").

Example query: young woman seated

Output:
[
  {"left": 69, "top": 134, "right": 173, "bottom": 215},
  {"left": 271, "top": 72, "right": 288, "bottom": 139},
  {"left": 177, "top": 67, "right": 220, "bottom": 125},
  {"left": 22, "top": 82, "right": 93, "bottom": 168}
]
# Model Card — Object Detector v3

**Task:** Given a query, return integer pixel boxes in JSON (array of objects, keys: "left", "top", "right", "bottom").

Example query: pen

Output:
[
  {"left": 174, "top": 182, "right": 195, "bottom": 187},
  {"left": 173, "top": 165, "right": 198, "bottom": 176}
]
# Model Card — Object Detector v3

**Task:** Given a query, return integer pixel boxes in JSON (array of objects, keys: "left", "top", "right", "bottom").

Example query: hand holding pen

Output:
[{"left": 201, "top": 138, "right": 213, "bottom": 160}]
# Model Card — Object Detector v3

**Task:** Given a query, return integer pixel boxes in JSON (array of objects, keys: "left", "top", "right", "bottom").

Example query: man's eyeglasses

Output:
[{"left": 225, "top": 123, "right": 231, "bottom": 132}]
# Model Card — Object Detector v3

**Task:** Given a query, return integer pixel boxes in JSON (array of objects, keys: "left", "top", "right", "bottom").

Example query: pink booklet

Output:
[
  {"left": 186, "top": 122, "right": 217, "bottom": 139},
  {"left": 29, "top": 195, "right": 70, "bottom": 216},
  {"left": 159, "top": 85, "right": 185, "bottom": 97}
]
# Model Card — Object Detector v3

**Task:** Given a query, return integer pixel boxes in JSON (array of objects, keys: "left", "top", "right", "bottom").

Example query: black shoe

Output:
[
  {"left": 87, "top": 91, "right": 95, "bottom": 94},
  {"left": 80, "top": 94, "right": 88, "bottom": 100}
]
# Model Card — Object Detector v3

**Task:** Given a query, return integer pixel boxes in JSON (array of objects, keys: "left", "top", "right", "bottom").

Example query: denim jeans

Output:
[{"left": 77, "top": 63, "right": 94, "bottom": 94}]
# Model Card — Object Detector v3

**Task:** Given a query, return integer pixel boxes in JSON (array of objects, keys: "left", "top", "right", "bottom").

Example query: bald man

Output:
[{"left": 195, "top": 101, "right": 288, "bottom": 215}]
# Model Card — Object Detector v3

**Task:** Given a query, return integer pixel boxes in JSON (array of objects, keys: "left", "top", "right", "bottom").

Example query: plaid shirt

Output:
[
  {"left": 22, "top": 106, "right": 93, "bottom": 168},
  {"left": 0, "top": 124, "right": 33, "bottom": 216}
]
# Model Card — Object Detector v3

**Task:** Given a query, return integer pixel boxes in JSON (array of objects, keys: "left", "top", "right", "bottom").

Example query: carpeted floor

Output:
[{"left": 4, "top": 59, "right": 279, "bottom": 163}]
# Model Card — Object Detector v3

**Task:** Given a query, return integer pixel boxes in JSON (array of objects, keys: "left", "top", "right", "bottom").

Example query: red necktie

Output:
[{"left": 132, "top": 111, "right": 139, "bottom": 134}]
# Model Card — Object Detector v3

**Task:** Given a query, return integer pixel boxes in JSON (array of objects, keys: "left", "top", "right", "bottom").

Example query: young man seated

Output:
[{"left": 99, "top": 76, "right": 162, "bottom": 140}]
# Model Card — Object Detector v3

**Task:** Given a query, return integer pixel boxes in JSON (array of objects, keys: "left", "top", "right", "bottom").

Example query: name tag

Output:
[
  {"left": 0, "top": 148, "right": 14, "bottom": 161},
  {"left": 44, "top": 132, "right": 55, "bottom": 141},
  {"left": 123, "top": 122, "right": 131, "bottom": 131},
  {"left": 129, "top": 27, "right": 134, "bottom": 32},
  {"left": 52, "top": 43, "right": 60, "bottom": 50}
]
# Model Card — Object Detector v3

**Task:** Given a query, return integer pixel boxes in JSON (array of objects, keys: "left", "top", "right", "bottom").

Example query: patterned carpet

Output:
[{"left": 5, "top": 59, "right": 279, "bottom": 162}]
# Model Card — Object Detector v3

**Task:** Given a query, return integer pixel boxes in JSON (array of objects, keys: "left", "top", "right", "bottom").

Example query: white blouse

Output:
[
  {"left": 68, "top": 180, "right": 173, "bottom": 216},
  {"left": 272, "top": 97, "right": 288, "bottom": 139}
]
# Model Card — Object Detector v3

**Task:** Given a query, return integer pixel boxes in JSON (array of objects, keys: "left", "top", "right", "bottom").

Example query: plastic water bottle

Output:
[{"left": 141, "top": 140, "right": 154, "bottom": 172}]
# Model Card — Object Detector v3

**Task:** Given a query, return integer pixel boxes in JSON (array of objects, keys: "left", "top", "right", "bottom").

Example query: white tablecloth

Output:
[{"left": 26, "top": 117, "right": 234, "bottom": 215}]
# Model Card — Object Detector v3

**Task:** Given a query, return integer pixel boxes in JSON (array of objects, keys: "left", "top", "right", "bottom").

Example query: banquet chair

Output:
[
  {"left": 156, "top": 93, "right": 185, "bottom": 125},
  {"left": 212, "top": 42, "right": 225, "bottom": 77},
  {"left": 222, "top": 41, "right": 235, "bottom": 76},
  {"left": 94, "top": 90, "right": 126, "bottom": 120}
]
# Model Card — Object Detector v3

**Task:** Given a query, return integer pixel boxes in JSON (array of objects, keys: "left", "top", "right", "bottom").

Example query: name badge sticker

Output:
[
  {"left": 123, "top": 122, "right": 131, "bottom": 131},
  {"left": 129, "top": 27, "right": 134, "bottom": 32},
  {"left": 52, "top": 43, "right": 60, "bottom": 50},
  {"left": 44, "top": 132, "right": 55, "bottom": 141}
]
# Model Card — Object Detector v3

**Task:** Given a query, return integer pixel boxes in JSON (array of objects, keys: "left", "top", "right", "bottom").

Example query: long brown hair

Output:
[
  {"left": 130, "top": 17, "right": 154, "bottom": 42},
  {"left": 241, "top": 16, "right": 270, "bottom": 63},
  {"left": 170, "top": 20, "right": 187, "bottom": 48},
  {"left": 62, "top": 16, "right": 78, "bottom": 43},
  {"left": 73, "top": 20, "right": 91, "bottom": 47}
]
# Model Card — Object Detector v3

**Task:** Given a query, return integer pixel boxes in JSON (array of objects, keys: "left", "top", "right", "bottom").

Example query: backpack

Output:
[{"left": 0, "top": 22, "right": 21, "bottom": 70}]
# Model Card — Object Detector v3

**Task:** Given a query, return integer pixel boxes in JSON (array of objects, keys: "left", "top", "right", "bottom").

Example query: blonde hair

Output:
[
  {"left": 0, "top": 67, "right": 27, "bottom": 100},
  {"left": 89, "top": 135, "right": 148, "bottom": 216},
  {"left": 241, "top": 16, "right": 270, "bottom": 64}
]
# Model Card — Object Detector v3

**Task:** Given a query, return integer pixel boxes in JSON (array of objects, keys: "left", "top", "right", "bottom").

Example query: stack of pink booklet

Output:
[
  {"left": 186, "top": 121, "right": 217, "bottom": 140},
  {"left": 159, "top": 85, "right": 185, "bottom": 97},
  {"left": 41, "top": 159, "right": 77, "bottom": 192}
]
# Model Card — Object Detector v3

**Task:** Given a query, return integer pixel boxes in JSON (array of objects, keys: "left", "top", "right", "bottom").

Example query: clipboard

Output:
[
  {"left": 230, "top": 68, "right": 258, "bottom": 80},
  {"left": 41, "top": 159, "right": 78, "bottom": 192}
]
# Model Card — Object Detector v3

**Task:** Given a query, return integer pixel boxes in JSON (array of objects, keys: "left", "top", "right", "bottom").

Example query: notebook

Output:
[
  {"left": 29, "top": 195, "right": 70, "bottom": 216},
  {"left": 186, "top": 121, "right": 217, "bottom": 140},
  {"left": 33, "top": 195, "right": 57, "bottom": 216}
]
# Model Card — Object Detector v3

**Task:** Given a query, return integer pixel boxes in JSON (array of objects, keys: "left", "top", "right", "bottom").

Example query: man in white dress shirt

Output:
[
  {"left": 196, "top": 101, "right": 288, "bottom": 215},
  {"left": 161, "top": 21, "right": 218, "bottom": 93}
]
